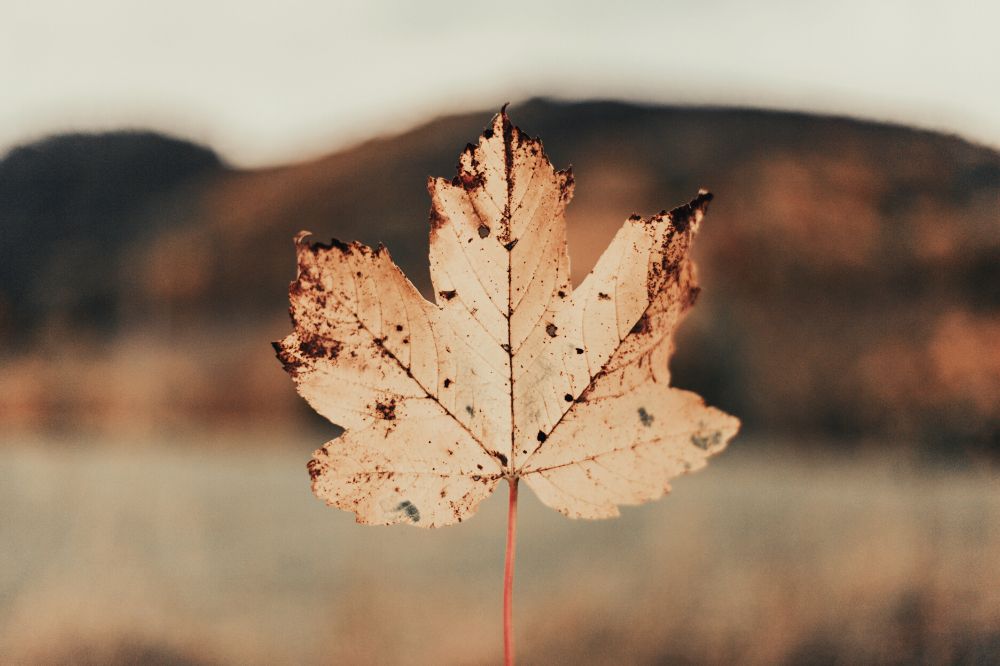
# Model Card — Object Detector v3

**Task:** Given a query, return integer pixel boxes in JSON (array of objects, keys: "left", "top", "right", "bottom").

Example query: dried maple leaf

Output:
[{"left": 274, "top": 109, "right": 739, "bottom": 527}]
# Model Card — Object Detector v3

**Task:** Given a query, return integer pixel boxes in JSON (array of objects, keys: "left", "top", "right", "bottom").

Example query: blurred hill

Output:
[
  {"left": 0, "top": 131, "right": 225, "bottom": 341},
  {"left": 1, "top": 99, "right": 997, "bottom": 449}
]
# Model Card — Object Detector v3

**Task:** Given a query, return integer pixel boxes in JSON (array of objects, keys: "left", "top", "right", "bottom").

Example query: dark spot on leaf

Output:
[
  {"left": 395, "top": 324, "right": 403, "bottom": 331},
  {"left": 504, "top": 239, "right": 518, "bottom": 251},
  {"left": 306, "top": 459, "right": 324, "bottom": 481},
  {"left": 440, "top": 489, "right": 447, "bottom": 497},
  {"left": 457, "top": 171, "right": 484, "bottom": 190},
  {"left": 375, "top": 399, "right": 397, "bottom": 420},
  {"left": 483, "top": 127, "right": 494, "bottom": 139},
  {"left": 298, "top": 336, "right": 341, "bottom": 359},
  {"left": 691, "top": 431, "right": 721, "bottom": 450},
  {"left": 537, "top": 431, "right": 547, "bottom": 443},
  {"left": 576, "top": 347, "right": 584, "bottom": 354},
  {"left": 494, "top": 452, "right": 508, "bottom": 466},
  {"left": 476, "top": 463, "right": 483, "bottom": 470},
  {"left": 501, "top": 343, "right": 511, "bottom": 353},
  {"left": 298, "top": 337, "right": 322, "bottom": 356},
  {"left": 439, "top": 289, "right": 457, "bottom": 300},
  {"left": 628, "top": 214, "right": 642, "bottom": 221},
  {"left": 444, "top": 378, "right": 452, "bottom": 388},
  {"left": 396, "top": 500, "right": 420, "bottom": 523},
  {"left": 557, "top": 290, "right": 566, "bottom": 298},
  {"left": 323, "top": 238, "right": 352, "bottom": 253},
  {"left": 598, "top": 292, "right": 610, "bottom": 301},
  {"left": 546, "top": 323, "right": 558, "bottom": 337},
  {"left": 478, "top": 224, "right": 490, "bottom": 238},
  {"left": 564, "top": 394, "right": 573, "bottom": 402},
  {"left": 465, "top": 405, "right": 474, "bottom": 416},
  {"left": 638, "top": 407, "right": 654, "bottom": 427},
  {"left": 668, "top": 191, "right": 713, "bottom": 232}
]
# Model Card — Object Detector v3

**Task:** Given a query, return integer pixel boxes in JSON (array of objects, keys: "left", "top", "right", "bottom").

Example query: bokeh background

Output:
[{"left": 2, "top": 2, "right": 999, "bottom": 664}]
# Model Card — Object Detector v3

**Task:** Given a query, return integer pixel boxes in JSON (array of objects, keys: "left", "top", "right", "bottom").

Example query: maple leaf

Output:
[{"left": 274, "top": 109, "right": 739, "bottom": 527}]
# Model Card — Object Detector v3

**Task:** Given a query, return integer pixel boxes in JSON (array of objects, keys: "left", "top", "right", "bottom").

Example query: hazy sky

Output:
[{"left": 2, "top": 0, "right": 998, "bottom": 167}]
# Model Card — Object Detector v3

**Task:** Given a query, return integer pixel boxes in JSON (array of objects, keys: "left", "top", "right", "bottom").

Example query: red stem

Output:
[{"left": 504, "top": 477, "right": 519, "bottom": 666}]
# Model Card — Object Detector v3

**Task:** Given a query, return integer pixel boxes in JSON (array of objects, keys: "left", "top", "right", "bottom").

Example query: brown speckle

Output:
[
  {"left": 545, "top": 323, "right": 558, "bottom": 337},
  {"left": 478, "top": 224, "right": 490, "bottom": 238},
  {"left": 537, "top": 431, "right": 547, "bottom": 443},
  {"left": 298, "top": 336, "right": 341, "bottom": 359},
  {"left": 668, "top": 191, "right": 713, "bottom": 232},
  {"left": 319, "top": 237, "right": 352, "bottom": 254},
  {"left": 439, "top": 289, "right": 458, "bottom": 300},
  {"left": 276, "top": 352, "right": 304, "bottom": 375},
  {"left": 457, "top": 171, "right": 484, "bottom": 190},
  {"left": 564, "top": 394, "right": 573, "bottom": 402},
  {"left": 575, "top": 347, "right": 584, "bottom": 354},
  {"left": 429, "top": 208, "right": 447, "bottom": 231},
  {"left": 375, "top": 399, "right": 397, "bottom": 420},
  {"left": 444, "top": 378, "right": 452, "bottom": 388},
  {"left": 598, "top": 292, "right": 610, "bottom": 301}
]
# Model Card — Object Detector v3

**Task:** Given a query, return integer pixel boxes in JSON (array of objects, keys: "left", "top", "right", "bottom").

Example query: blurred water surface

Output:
[{"left": 2, "top": 436, "right": 998, "bottom": 664}]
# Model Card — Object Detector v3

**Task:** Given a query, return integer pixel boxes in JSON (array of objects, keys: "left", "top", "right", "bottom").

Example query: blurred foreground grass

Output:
[{"left": 2, "top": 436, "right": 998, "bottom": 665}]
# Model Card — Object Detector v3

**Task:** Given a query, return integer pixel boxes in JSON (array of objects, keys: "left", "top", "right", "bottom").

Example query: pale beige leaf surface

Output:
[{"left": 275, "top": 110, "right": 739, "bottom": 526}]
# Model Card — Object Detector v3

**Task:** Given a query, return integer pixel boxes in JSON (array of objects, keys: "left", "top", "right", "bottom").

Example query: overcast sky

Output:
[{"left": 2, "top": 0, "right": 998, "bottom": 167}]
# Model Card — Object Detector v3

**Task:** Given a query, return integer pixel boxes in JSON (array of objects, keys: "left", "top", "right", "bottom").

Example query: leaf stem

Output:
[{"left": 504, "top": 476, "right": 519, "bottom": 666}]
